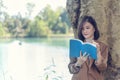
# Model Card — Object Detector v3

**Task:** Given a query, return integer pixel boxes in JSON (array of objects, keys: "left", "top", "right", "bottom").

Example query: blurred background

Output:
[{"left": 0, "top": 0, "right": 73, "bottom": 80}]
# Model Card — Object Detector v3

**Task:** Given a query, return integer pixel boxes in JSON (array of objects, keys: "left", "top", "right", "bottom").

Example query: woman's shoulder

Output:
[
  {"left": 95, "top": 40, "right": 109, "bottom": 54},
  {"left": 95, "top": 40, "right": 108, "bottom": 48}
]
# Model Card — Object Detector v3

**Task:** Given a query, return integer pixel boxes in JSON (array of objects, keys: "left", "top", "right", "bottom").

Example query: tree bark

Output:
[{"left": 66, "top": 0, "right": 120, "bottom": 80}]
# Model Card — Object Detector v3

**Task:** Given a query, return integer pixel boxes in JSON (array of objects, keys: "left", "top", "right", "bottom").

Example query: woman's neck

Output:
[{"left": 85, "top": 38, "right": 94, "bottom": 43}]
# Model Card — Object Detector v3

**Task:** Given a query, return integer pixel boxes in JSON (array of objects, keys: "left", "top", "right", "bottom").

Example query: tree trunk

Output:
[{"left": 66, "top": 0, "right": 120, "bottom": 80}]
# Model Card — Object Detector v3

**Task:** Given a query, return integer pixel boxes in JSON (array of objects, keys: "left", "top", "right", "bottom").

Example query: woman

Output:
[{"left": 68, "top": 16, "right": 109, "bottom": 80}]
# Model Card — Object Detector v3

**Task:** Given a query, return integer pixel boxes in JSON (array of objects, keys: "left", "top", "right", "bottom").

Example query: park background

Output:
[{"left": 0, "top": 0, "right": 73, "bottom": 80}]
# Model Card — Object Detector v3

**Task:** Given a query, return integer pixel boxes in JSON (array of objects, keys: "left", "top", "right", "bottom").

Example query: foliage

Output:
[
  {"left": 38, "top": 5, "right": 70, "bottom": 34},
  {"left": 27, "top": 18, "right": 50, "bottom": 37},
  {"left": 0, "top": 22, "right": 6, "bottom": 37},
  {"left": 26, "top": 2, "right": 35, "bottom": 18},
  {"left": 0, "top": 3, "right": 71, "bottom": 38}
]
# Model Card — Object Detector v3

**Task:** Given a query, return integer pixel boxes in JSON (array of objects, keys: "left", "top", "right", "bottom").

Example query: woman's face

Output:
[{"left": 82, "top": 22, "right": 95, "bottom": 39}]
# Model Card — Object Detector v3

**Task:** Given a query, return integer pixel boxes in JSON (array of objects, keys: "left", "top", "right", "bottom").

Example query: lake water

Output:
[{"left": 0, "top": 38, "right": 72, "bottom": 80}]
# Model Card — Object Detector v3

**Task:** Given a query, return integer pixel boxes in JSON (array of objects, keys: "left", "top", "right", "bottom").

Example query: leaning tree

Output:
[{"left": 66, "top": 0, "right": 120, "bottom": 80}]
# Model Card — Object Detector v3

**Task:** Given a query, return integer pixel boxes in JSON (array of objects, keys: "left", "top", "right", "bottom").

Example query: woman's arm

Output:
[
  {"left": 95, "top": 43, "right": 109, "bottom": 71},
  {"left": 68, "top": 52, "right": 88, "bottom": 74},
  {"left": 68, "top": 57, "right": 80, "bottom": 74}
]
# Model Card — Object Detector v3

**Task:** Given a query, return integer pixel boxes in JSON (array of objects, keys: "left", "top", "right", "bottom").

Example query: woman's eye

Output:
[{"left": 86, "top": 27, "right": 90, "bottom": 29}]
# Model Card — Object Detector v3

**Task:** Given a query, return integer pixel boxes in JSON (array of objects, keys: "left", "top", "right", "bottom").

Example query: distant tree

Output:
[
  {"left": 60, "top": 9, "right": 71, "bottom": 28},
  {"left": 39, "top": 5, "right": 60, "bottom": 30},
  {"left": 0, "top": 22, "right": 5, "bottom": 37},
  {"left": 0, "top": 0, "right": 6, "bottom": 22},
  {"left": 27, "top": 17, "right": 49, "bottom": 37},
  {"left": 26, "top": 2, "right": 35, "bottom": 18},
  {"left": 38, "top": 5, "right": 70, "bottom": 34}
]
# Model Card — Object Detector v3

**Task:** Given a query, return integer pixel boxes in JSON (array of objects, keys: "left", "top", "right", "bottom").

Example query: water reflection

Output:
[{"left": 0, "top": 38, "right": 72, "bottom": 80}]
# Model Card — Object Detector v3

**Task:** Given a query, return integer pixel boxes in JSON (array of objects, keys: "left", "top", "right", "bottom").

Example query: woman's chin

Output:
[{"left": 83, "top": 36, "right": 89, "bottom": 39}]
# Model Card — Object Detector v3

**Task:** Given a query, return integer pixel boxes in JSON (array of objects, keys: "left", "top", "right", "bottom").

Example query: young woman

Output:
[{"left": 68, "top": 16, "right": 109, "bottom": 80}]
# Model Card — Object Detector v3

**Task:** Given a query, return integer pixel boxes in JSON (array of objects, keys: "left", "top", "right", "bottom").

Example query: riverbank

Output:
[
  {"left": 0, "top": 33, "right": 74, "bottom": 39},
  {"left": 48, "top": 34, "right": 74, "bottom": 38}
]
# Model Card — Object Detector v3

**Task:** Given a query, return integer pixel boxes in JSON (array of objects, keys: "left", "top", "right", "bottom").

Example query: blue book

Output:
[{"left": 69, "top": 39, "right": 97, "bottom": 60}]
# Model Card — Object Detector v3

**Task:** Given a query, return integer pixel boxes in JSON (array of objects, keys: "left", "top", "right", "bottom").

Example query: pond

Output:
[{"left": 0, "top": 38, "right": 72, "bottom": 80}]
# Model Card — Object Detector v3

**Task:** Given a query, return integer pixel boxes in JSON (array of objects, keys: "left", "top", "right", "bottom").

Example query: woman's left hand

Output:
[
  {"left": 92, "top": 40, "right": 100, "bottom": 52},
  {"left": 92, "top": 40, "right": 103, "bottom": 64}
]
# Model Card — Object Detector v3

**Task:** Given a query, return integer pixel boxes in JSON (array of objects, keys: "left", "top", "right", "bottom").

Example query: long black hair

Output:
[{"left": 78, "top": 15, "right": 100, "bottom": 41}]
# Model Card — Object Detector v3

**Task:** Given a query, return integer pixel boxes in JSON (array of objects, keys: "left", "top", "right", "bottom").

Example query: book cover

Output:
[{"left": 69, "top": 39, "right": 97, "bottom": 60}]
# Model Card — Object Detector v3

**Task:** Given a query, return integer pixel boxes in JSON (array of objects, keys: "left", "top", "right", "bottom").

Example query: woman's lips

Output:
[{"left": 84, "top": 34, "right": 88, "bottom": 36}]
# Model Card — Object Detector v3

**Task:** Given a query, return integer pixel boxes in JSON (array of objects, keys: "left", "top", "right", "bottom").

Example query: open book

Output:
[{"left": 69, "top": 39, "right": 97, "bottom": 60}]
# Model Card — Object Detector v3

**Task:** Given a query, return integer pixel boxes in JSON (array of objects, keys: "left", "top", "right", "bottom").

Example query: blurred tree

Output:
[
  {"left": 38, "top": 5, "right": 70, "bottom": 34},
  {"left": 66, "top": 0, "right": 120, "bottom": 80},
  {"left": 0, "top": 0, "right": 6, "bottom": 22},
  {"left": 60, "top": 9, "right": 71, "bottom": 28},
  {"left": 26, "top": 2, "right": 35, "bottom": 18},
  {"left": 27, "top": 17, "right": 49, "bottom": 37},
  {"left": 0, "top": 22, "right": 5, "bottom": 37},
  {"left": 40, "top": 5, "right": 60, "bottom": 30},
  {"left": 0, "top": 4, "right": 71, "bottom": 38}
]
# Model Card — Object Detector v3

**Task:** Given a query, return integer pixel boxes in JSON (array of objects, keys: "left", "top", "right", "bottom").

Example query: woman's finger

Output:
[
  {"left": 85, "top": 54, "right": 89, "bottom": 58},
  {"left": 83, "top": 52, "right": 87, "bottom": 57},
  {"left": 80, "top": 51, "right": 82, "bottom": 57}
]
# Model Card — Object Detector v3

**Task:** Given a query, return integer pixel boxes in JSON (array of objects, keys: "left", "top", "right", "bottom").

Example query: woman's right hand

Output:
[{"left": 75, "top": 51, "right": 89, "bottom": 67}]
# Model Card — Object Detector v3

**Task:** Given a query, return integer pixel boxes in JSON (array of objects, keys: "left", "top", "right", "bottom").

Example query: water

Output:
[{"left": 0, "top": 38, "right": 72, "bottom": 80}]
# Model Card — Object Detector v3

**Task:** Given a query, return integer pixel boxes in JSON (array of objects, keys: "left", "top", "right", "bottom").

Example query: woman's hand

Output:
[
  {"left": 92, "top": 40, "right": 100, "bottom": 53},
  {"left": 75, "top": 51, "right": 89, "bottom": 67},
  {"left": 92, "top": 40, "right": 103, "bottom": 64}
]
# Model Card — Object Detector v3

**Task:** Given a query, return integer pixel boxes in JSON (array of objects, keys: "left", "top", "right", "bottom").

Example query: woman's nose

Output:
[{"left": 83, "top": 30, "right": 87, "bottom": 33}]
